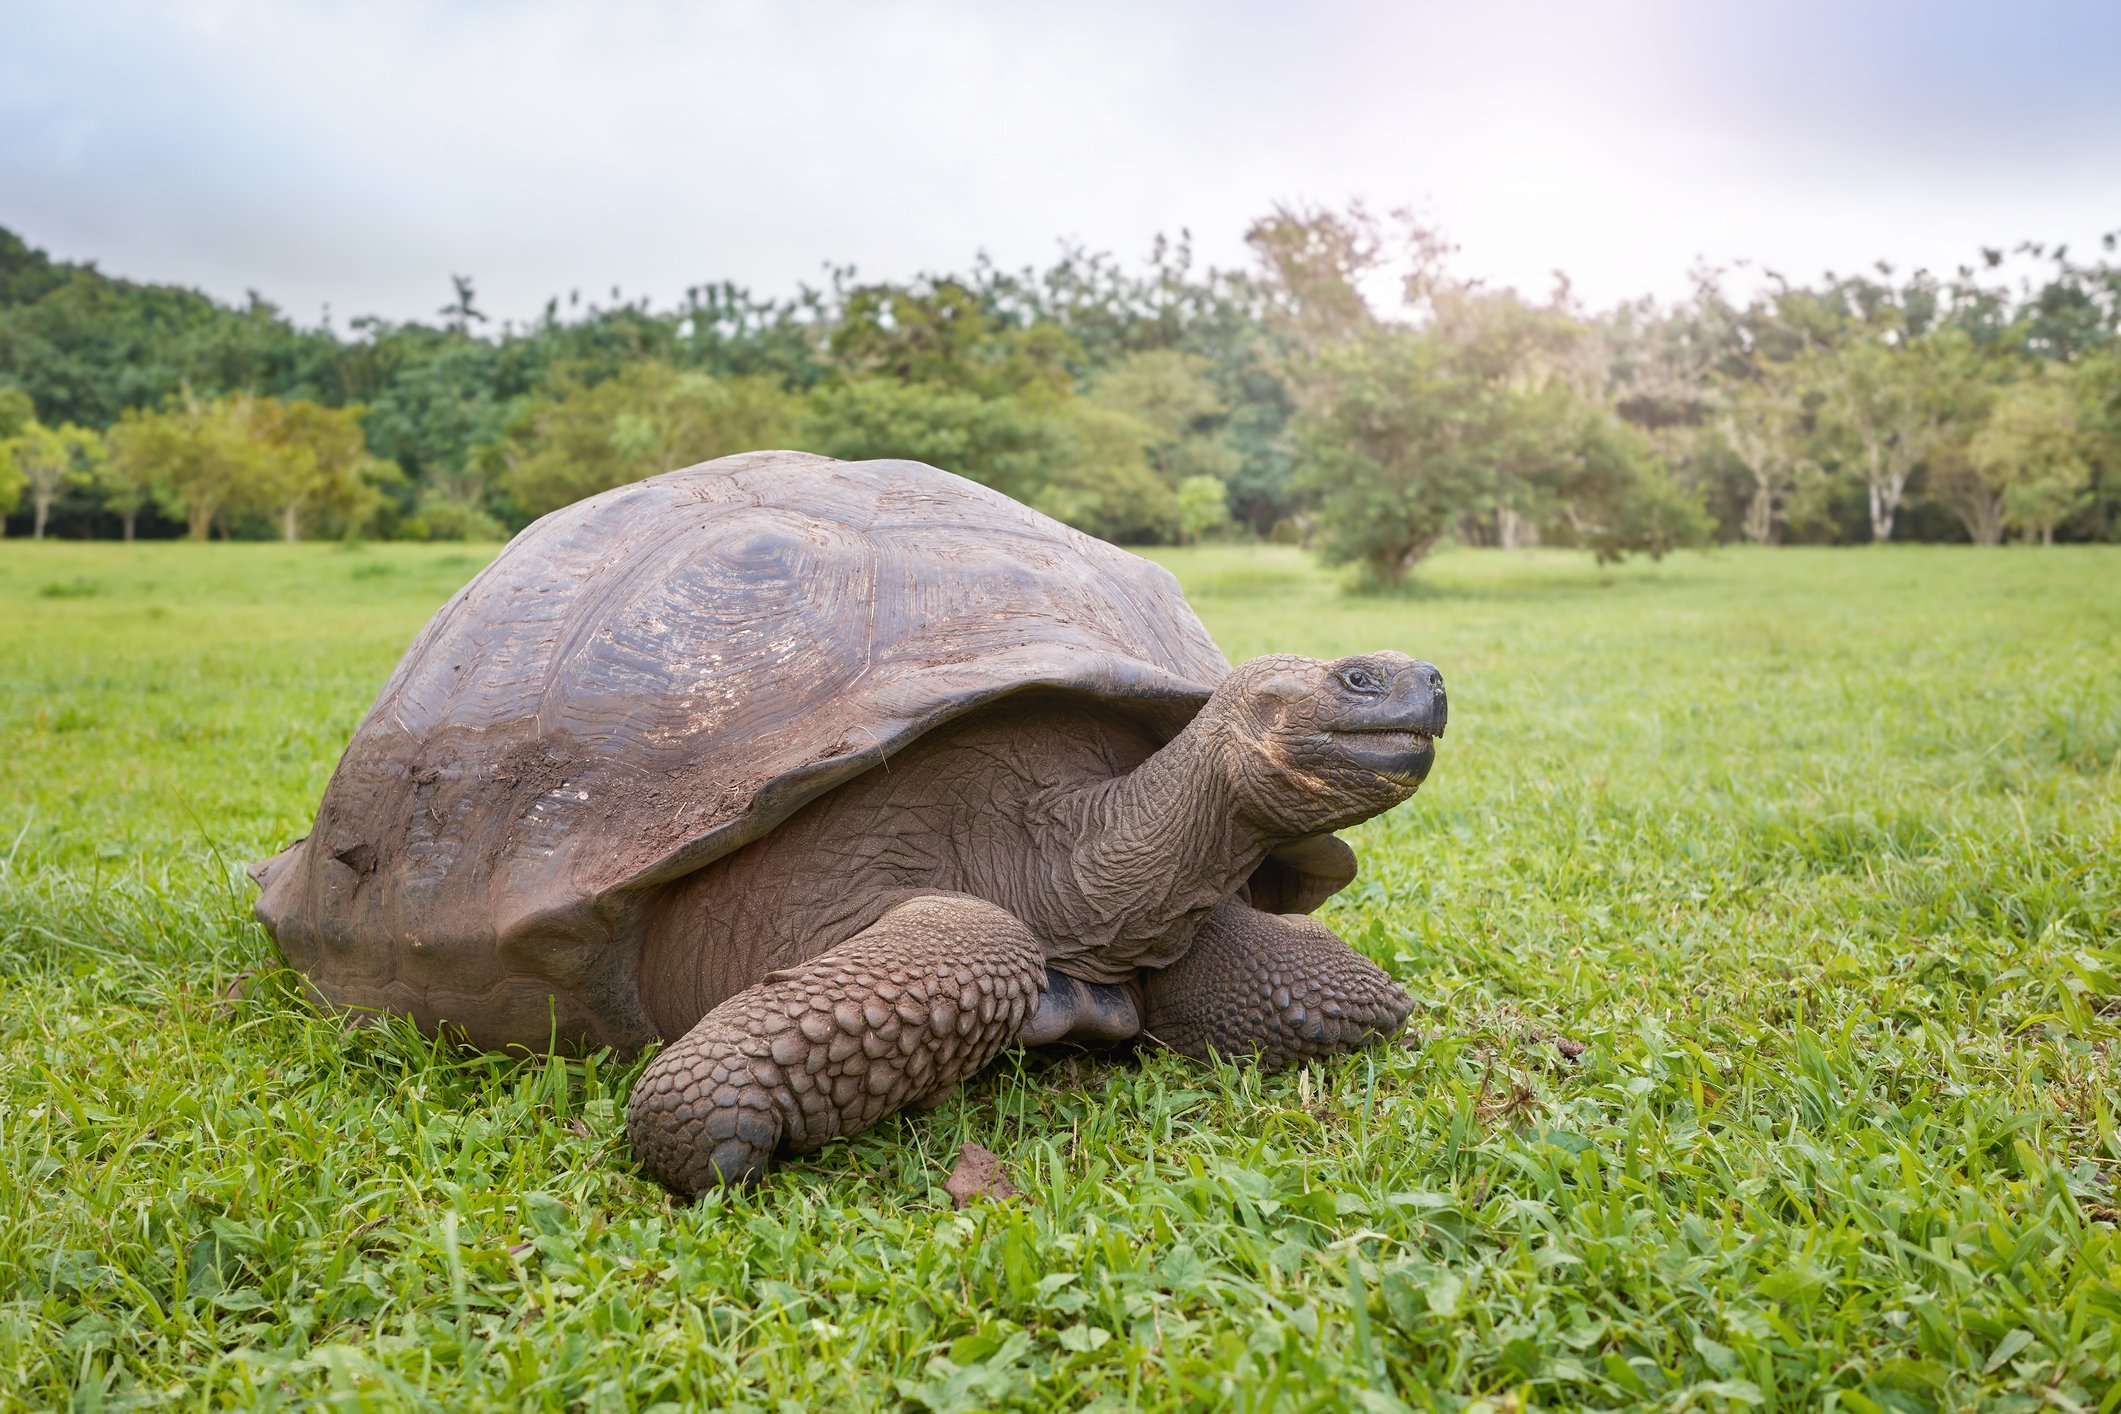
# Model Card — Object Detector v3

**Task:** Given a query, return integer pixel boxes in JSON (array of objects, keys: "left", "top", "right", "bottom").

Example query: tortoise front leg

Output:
[
  {"left": 626, "top": 894, "right": 1045, "bottom": 1195},
  {"left": 1139, "top": 899, "right": 1411, "bottom": 1070}
]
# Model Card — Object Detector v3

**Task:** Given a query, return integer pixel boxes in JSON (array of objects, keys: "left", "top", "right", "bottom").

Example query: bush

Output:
[
  {"left": 1175, "top": 475, "right": 1234, "bottom": 543},
  {"left": 400, "top": 493, "right": 506, "bottom": 542}
]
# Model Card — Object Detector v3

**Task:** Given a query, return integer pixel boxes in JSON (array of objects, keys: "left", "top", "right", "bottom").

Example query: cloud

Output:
[{"left": 2, "top": 0, "right": 2114, "bottom": 325}]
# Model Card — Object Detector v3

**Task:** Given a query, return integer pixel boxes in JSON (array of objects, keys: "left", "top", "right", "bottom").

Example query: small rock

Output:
[
  {"left": 213, "top": 971, "right": 256, "bottom": 1021},
  {"left": 1554, "top": 1038, "right": 1587, "bottom": 1061},
  {"left": 942, "top": 1142, "right": 1020, "bottom": 1208}
]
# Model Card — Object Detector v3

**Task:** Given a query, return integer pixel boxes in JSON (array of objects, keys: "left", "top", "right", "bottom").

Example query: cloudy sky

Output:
[{"left": 4, "top": 0, "right": 2117, "bottom": 327}]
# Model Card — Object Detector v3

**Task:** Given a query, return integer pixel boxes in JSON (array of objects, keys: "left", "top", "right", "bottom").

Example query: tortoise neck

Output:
[{"left": 1032, "top": 703, "right": 1275, "bottom": 975}]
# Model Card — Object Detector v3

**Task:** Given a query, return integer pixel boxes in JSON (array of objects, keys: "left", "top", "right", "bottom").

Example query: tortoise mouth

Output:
[{"left": 1333, "top": 727, "right": 1438, "bottom": 786}]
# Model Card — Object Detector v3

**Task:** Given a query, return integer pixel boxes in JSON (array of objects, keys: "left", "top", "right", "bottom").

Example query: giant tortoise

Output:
[{"left": 253, "top": 451, "right": 1447, "bottom": 1194}]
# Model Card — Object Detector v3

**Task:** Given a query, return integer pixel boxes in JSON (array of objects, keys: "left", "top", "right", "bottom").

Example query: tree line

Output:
[{"left": 3, "top": 209, "right": 2117, "bottom": 578}]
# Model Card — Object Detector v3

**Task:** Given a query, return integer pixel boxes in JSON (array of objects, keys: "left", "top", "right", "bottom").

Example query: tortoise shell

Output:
[{"left": 254, "top": 452, "right": 1266, "bottom": 1050}]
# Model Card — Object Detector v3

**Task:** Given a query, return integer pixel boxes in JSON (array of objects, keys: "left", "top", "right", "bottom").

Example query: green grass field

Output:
[{"left": 2, "top": 540, "right": 2117, "bottom": 1413}]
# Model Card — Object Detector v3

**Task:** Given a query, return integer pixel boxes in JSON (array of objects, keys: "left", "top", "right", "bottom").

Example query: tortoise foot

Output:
[
  {"left": 1140, "top": 900, "right": 1410, "bottom": 1071},
  {"left": 626, "top": 894, "right": 1045, "bottom": 1196}
]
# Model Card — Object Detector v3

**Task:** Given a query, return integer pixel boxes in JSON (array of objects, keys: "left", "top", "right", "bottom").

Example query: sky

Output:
[{"left": 3, "top": 0, "right": 2118, "bottom": 328}]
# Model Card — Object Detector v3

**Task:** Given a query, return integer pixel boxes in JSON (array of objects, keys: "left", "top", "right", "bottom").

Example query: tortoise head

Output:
[{"left": 1208, "top": 651, "right": 1447, "bottom": 836}]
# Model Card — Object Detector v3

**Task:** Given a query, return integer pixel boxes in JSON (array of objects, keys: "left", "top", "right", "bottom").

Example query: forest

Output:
[{"left": 4, "top": 207, "right": 2119, "bottom": 580}]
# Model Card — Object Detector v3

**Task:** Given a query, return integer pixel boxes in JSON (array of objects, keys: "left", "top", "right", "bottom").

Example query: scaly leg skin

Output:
[
  {"left": 1139, "top": 899, "right": 1411, "bottom": 1070},
  {"left": 626, "top": 894, "right": 1046, "bottom": 1196}
]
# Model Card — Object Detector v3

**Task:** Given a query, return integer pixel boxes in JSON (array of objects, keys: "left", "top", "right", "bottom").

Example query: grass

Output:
[{"left": 1, "top": 537, "right": 2117, "bottom": 1413}]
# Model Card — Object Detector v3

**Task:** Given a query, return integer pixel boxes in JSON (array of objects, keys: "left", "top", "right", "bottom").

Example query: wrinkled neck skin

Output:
[{"left": 1023, "top": 700, "right": 1278, "bottom": 980}]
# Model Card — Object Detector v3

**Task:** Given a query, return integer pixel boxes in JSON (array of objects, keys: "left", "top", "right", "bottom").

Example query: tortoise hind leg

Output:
[
  {"left": 1139, "top": 900, "right": 1411, "bottom": 1070},
  {"left": 625, "top": 894, "right": 1046, "bottom": 1196}
]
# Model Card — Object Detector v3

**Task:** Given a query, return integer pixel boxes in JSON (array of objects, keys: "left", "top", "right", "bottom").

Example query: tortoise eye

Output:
[{"left": 1339, "top": 667, "right": 1383, "bottom": 694}]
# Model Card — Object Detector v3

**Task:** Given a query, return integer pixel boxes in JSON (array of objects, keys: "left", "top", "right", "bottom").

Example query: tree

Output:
[
  {"left": 355, "top": 336, "right": 511, "bottom": 508},
  {"left": 828, "top": 277, "right": 1077, "bottom": 399},
  {"left": 1259, "top": 210, "right": 1702, "bottom": 580},
  {"left": 1809, "top": 331, "right": 1965, "bottom": 542},
  {"left": 1175, "top": 475, "right": 1234, "bottom": 543},
  {"left": 93, "top": 445, "right": 152, "bottom": 540},
  {"left": 1033, "top": 403, "right": 1179, "bottom": 543},
  {"left": 8, "top": 215, "right": 2121, "bottom": 549},
  {"left": 0, "top": 386, "right": 27, "bottom": 523},
  {"left": 1250, "top": 207, "right": 1491, "bottom": 582},
  {"left": 106, "top": 393, "right": 269, "bottom": 541},
  {"left": 1921, "top": 361, "right": 2009, "bottom": 546},
  {"left": 2070, "top": 348, "right": 2121, "bottom": 540},
  {"left": 1244, "top": 202, "right": 1402, "bottom": 355},
  {"left": 1969, "top": 371, "right": 2093, "bottom": 544},
  {"left": 102, "top": 408, "right": 172, "bottom": 539},
  {"left": 798, "top": 378, "right": 1054, "bottom": 505},
  {"left": 248, "top": 399, "right": 395, "bottom": 540},
  {"left": 1089, "top": 350, "right": 1240, "bottom": 486},
  {"left": 1288, "top": 328, "right": 1501, "bottom": 583},
  {"left": 1534, "top": 406, "right": 1710, "bottom": 562},
  {"left": 0, "top": 418, "right": 104, "bottom": 539},
  {"left": 800, "top": 378, "right": 1184, "bottom": 543},
  {"left": 0, "top": 385, "right": 28, "bottom": 439},
  {"left": 500, "top": 363, "right": 797, "bottom": 516},
  {"left": 1716, "top": 373, "right": 1815, "bottom": 544},
  {"left": 438, "top": 275, "right": 487, "bottom": 336},
  {"left": 1923, "top": 438, "right": 2005, "bottom": 546},
  {"left": 0, "top": 228, "right": 339, "bottom": 431}
]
